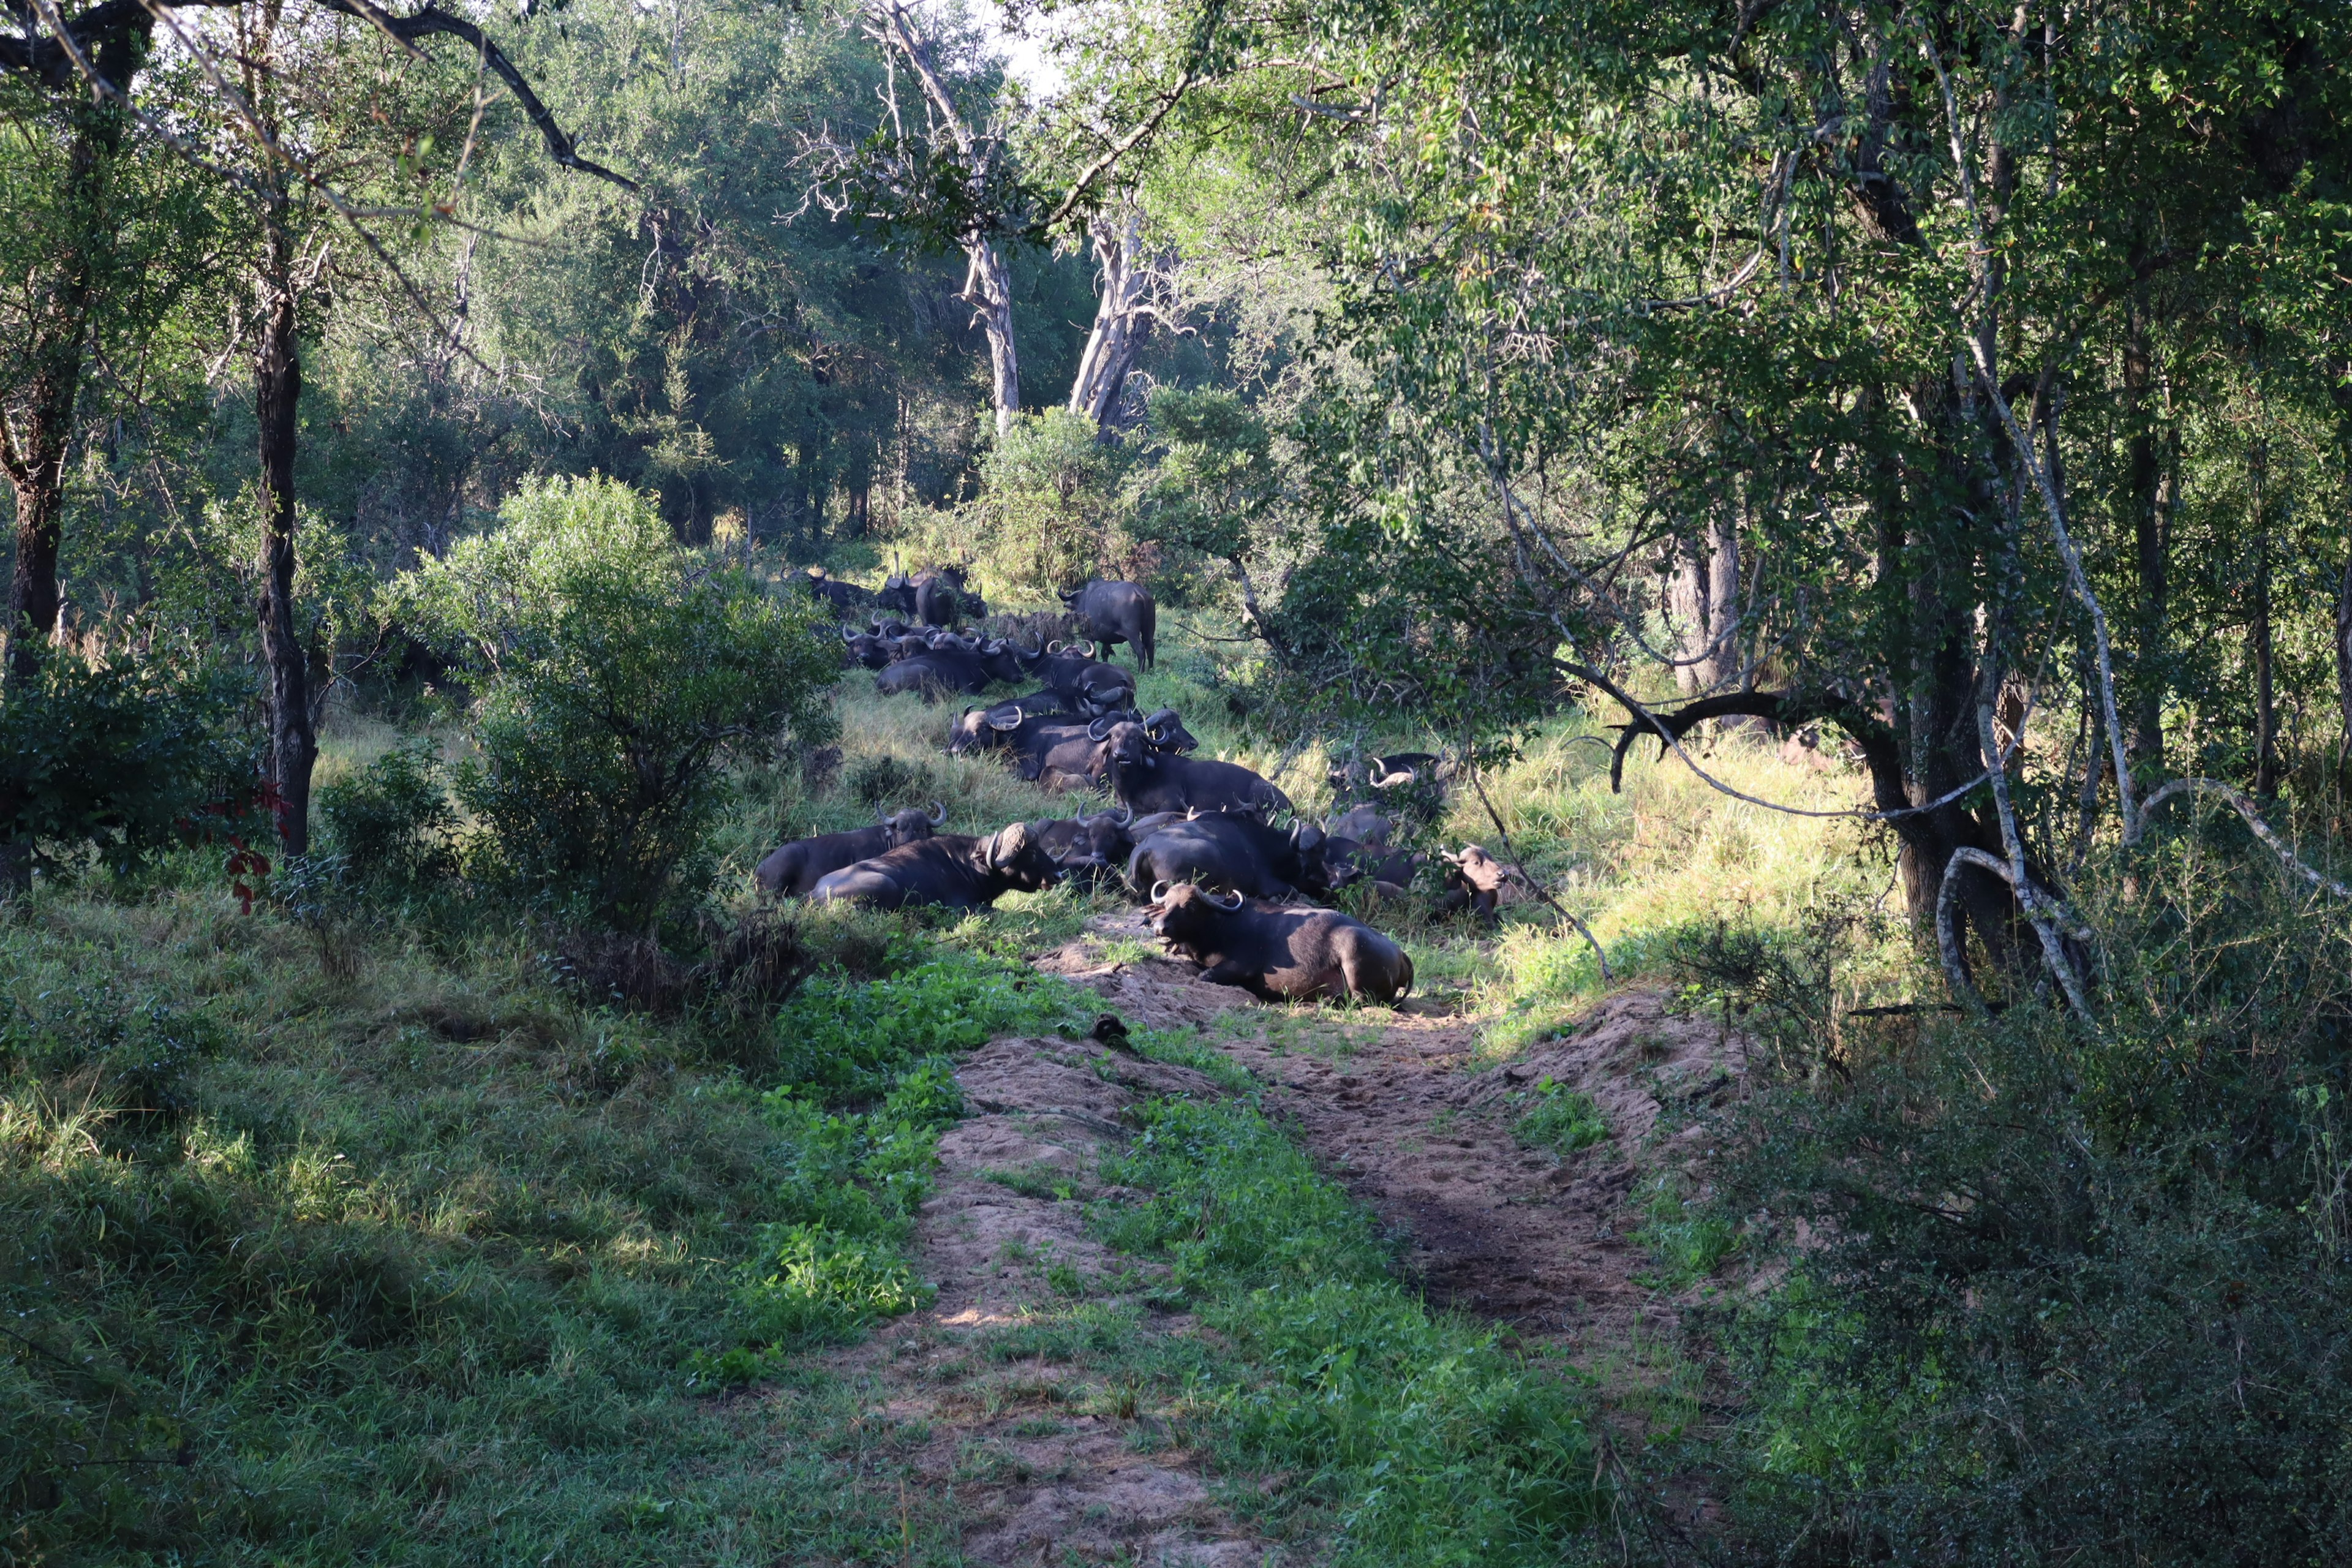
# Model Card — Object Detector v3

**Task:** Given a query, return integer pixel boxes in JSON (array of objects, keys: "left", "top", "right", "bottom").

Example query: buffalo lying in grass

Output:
[
  {"left": 756, "top": 803, "right": 944, "bottom": 896},
  {"left": 811, "top": 822, "right": 1063, "bottom": 910},
  {"left": 1146, "top": 882, "right": 1414, "bottom": 1004},
  {"left": 1126, "top": 810, "right": 1332, "bottom": 902}
]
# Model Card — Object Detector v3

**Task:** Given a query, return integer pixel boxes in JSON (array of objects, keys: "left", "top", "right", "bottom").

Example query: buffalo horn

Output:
[
  {"left": 1108, "top": 805, "right": 1133, "bottom": 826},
  {"left": 1212, "top": 889, "right": 1244, "bottom": 911},
  {"left": 875, "top": 803, "right": 889, "bottom": 823},
  {"left": 839, "top": 623, "right": 856, "bottom": 641},
  {"left": 927, "top": 799, "right": 947, "bottom": 825},
  {"left": 987, "top": 707, "right": 1025, "bottom": 732},
  {"left": 1047, "top": 639, "right": 1065, "bottom": 655},
  {"left": 1087, "top": 714, "right": 1115, "bottom": 741},
  {"left": 1149, "top": 879, "right": 1171, "bottom": 903}
]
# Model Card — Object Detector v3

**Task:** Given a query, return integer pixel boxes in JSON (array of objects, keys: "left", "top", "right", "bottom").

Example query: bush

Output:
[
  {"left": 399, "top": 474, "right": 839, "bottom": 927},
  {"left": 314, "top": 737, "right": 457, "bottom": 894},
  {"left": 966, "top": 409, "right": 1141, "bottom": 595},
  {"left": 0, "top": 644, "right": 259, "bottom": 883}
]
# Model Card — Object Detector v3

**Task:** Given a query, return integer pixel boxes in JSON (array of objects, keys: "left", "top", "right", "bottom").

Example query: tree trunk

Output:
[
  {"left": 1068, "top": 206, "right": 1154, "bottom": 430},
  {"left": 255, "top": 221, "right": 315, "bottom": 857},
  {"left": 962, "top": 239, "right": 1020, "bottom": 439},
  {"left": 2122, "top": 295, "right": 2168, "bottom": 772},
  {"left": 2251, "top": 438, "right": 2277, "bottom": 800},
  {"left": 2, "top": 85, "right": 129, "bottom": 682},
  {"left": 2337, "top": 539, "right": 2352, "bottom": 772},
  {"left": 1668, "top": 510, "right": 1740, "bottom": 696}
]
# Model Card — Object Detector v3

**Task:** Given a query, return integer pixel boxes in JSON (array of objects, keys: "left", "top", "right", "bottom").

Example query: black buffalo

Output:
[
  {"left": 1140, "top": 707, "right": 1198, "bottom": 753},
  {"left": 798, "top": 570, "right": 875, "bottom": 614},
  {"left": 875, "top": 642, "right": 1023, "bottom": 699},
  {"left": 1324, "top": 837, "right": 1428, "bottom": 897},
  {"left": 812, "top": 822, "right": 1063, "bottom": 909},
  {"left": 1329, "top": 750, "right": 1443, "bottom": 795},
  {"left": 1056, "top": 579, "right": 1156, "bottom": 668},
  {"left": 1126, "top": 811, "right": 1331, "bottom": 902},
  {"left": 1035, "top": 807, "right": 1134, "bottom": 883},
  {"left": 878, "top": 566, "right": 976, "bottom": 627},
  {"left": 948, "top": 692, "right": 1074, "bottom": 756},
  {"left": 1012, "top": 641, "right": 1136, "bottom": 714},
  {"left": 1147, "top": 883, "right": 1414, "bottom": 1004},
  {"left": 1325, "top": 805, "right": 1393, "bottom": 845},
  {"left": 1011, "top": 712, "right": 1143, "bottom": 788},
  {"left": 755, "top": 802, "right": 944, "bottom": 896},
  {"left": 841, "top": 625, "right": 894, "bottom": 669},
  {"left": 1092, "top": 720, "right": 1291, "bottom": 817}
]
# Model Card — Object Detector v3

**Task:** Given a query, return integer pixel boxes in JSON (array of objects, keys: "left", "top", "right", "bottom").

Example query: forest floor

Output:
[{"left": 801, "top": 908, "right": 1738, "bottom": 1566}]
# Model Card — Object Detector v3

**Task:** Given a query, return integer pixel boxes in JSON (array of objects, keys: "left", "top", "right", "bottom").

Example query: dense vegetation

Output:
[{"left": 10, "top": 0, "right": 2352, "bottom": 1562}]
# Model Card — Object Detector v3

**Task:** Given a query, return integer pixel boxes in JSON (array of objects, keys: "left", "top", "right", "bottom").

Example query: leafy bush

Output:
[
  {"left": 0, "top": 644, "right": 258, "bottom": 881},
  {"left": 399, "top": 474, "right": 838, "bottom": 927},
  {"left": 967, "top": 408, "right": 1140, "bottom": 595},
  {"left": 1510, "top": 1076, "right": 1608, "bottom": 1157},
  {"left": 314, "top": 737, "right": 457, "bottom": 894}
]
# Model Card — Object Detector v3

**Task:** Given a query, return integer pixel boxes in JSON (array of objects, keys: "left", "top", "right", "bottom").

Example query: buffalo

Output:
[
  {"left": 812, "top": 821, "right": 1064, "bottom": 910},
  {"left": 1057, "top": 578, "right": 1156, "bottom": 668},
  {"left": 1325, "top": 805, "right": 1393, "bottom": 846},
  {"left": 875, "top": 641, "right": 1024, "bottom": 699},
  {"left": 948, "top": 692, "right": 1071, "bottom": 756},
  {"left": 1012, "top": 640, "right": 1137, "bottom": 714},
  {"left": 1147, "top": 883, "right": 1415, "bottom": 1004},
  {"left": 798, "top": 569, "right": 875, "bottom": 614},
  {"left": 1012, "top": 711, "right": 1142, "bottom": 789},
  {"left": 878, "top": 565, "right": 977, "bottom": 627},
  {"left": 1035, "top": 807, "right": 1135, "bottom": 883},
  {"left": 1438, "top": 844, "right": 1531, "bottom": 922},
  {"left": 755, "top": 802, "right": 944, "bottom": 897},
  {"left": 1092, "top": 720, "right": 1291, "bottom": 817},
  {"left": 1325, "top": 837, "right": 1428, "bottom": 899},
  {"left": 841, "top": 625, "right": 894, "bottom": 669},
  {"left": 1126, "top": 811, "right": 1332, "bottom": 902}
]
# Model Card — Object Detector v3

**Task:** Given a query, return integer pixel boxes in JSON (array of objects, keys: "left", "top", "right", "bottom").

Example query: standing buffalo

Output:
[
  {"left": 879, "top": 565, "right": 978, "bottom": 627},
  {"left": 811, "top": 822, "right": 1064, "bottom": 909},
  {"left": 1091, "top": 720, "right": 1291, "bottom": 817},
  {"left": 1147, "top": 883, "right": 1415, "bottom": 1004},
  {"left": 755, "top": 803, "right": 944, "bottom": 896},
  {"left": 1057, "top": 579, "right": 1156, "bottom": 668},
  {"left": 1126, "top": 811, "right": 1332, "bottom": 902}
]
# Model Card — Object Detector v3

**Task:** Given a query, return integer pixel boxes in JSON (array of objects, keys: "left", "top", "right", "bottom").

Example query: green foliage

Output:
[
  {"left": 401, "top": 474, "right": 837, "bottom": 926},
  {"left": 1509, "top": 1077, "right": 1607, "bottom": 1158},
  {"left": 764, "top": 953, "right": 1093, "bottom": 1102},
  {"left": 0, "top": 645, "right": 259, "bottom": 876},
  {"left": 314, "top": 736, "right": 457, "bottom": 894},
  {"left": 969, "top": 409, "right": 1139, "bottom": 595},
  {"left": 1101, "top": 1096, "right": 1605, "bottom": 1565}
]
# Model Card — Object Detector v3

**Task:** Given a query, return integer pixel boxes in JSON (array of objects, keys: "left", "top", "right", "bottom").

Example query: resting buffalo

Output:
[
  {"left": 841, "top": 625, "right": 895, "bottom": 669},
  {"left": 948, "top": 692, "right": 1071, "bottom": 756},
  {"left": 1139, "top": 707, "right": 1198, "bottom": 753},
  {"left": 878, "top": 566, "right": 976, "bottom": 627},
  {"left": 1126, "top": 812, "right": 1331, "bottom": 902},
  {"left": 1325, "top": 805, "right": 1393, "bottom": 846},
  {"left": 812, "top": 822, "right": 1063, "bottom": 909},
  {"left": 875, "top": 642, "right": 1023, "bottom": 699},
  {"left": 1325, "top": 837, "right": 1428, "bottom": 898},
  {"left": 1148, "top": 883, "right": 1414, "bottom": 1004},
  {"left": 1439, "top": 844, "right": 1530, "bottom": 921},
  {"left": 755, "top": 802, "right": 944, "bottom": 896},
  {"left": 1035, "top": 807, "right": 1134, "bottom": 883},
  {"left": 1011, "top": 712, "right": 1142, "bottom": 788},
  {"left": 1093, "top": 720, "right": 1291, "bottom": 817},
  {"left": 1056, "top": 579, "right": 1156, "bottom": 669},
  {"left": 1013, "top": 641, "right": 1136, "bottom": 714},
  {"left": 799, "top": 570, "right": 875, "bottom": 614},
  {"left": 1330, "top": 751, "right": 1442, "bottom": 794}
]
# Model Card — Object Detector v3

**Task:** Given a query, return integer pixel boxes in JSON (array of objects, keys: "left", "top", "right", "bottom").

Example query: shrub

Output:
[
  {"left": 967, "top": 408, "right": 1141, "bottom": 595},
  {"left": 0, "top": 644, "right": 259, "bottom": 883},
  {"left": 314, "top": 737, "right": 457, "bottom": 894},
  {"left": 399, "top": 474, "right": 838, "bottom": 927}
]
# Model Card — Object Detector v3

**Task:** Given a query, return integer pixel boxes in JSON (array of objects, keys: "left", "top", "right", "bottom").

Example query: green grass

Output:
[
  {"left": 1096, "top": 1096, "right": 1608, "bottom": 1564},
  {"left": 1510, "top": 1076, "right": 1610, "bottom": 1157}
]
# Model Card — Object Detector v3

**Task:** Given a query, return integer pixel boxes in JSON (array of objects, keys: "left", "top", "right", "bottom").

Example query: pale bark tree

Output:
[{"left": 1066, "top": 200, "right": 1176, "bottom": 430}]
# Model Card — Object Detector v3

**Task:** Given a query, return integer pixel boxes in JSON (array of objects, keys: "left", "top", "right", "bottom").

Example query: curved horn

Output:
[
  {"left": 1047, "top": 640, "right": 1066, "bottom": 655},
  {"left": 875, "top": 803, "right": 889, "bottom": 823},
  {"left": 839, "top": 623, "right": 857, "bottom": 641},
  {"left": 1088, "top": 715, "right": 1116, "bottom": 741},
  {"left": 988, "top": 709, "right": 1026, "bottom": 732},
  {"left": 1108, "top": 805, "right": 1133, "bottom": 826},
  {"left": 1212, "top": 889, "right": 1245, "bottom": 911},
  {"left": 1149, "top": 879, "right": 1171, "bottom": 902},
  {"left": 927, "top": 799, "right": 947, "bottom": 825}
]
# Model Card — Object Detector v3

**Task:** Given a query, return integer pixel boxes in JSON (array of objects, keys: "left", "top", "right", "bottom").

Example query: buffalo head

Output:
[
  {"left": 879, "top": 801, "right": 948, "bottom": 844},
  {"left": 1141, "top": 707, "right": 1197, "bottom": 753},
  {"left": 983, "top": 821, "right": 1062, "bottom": 891}
]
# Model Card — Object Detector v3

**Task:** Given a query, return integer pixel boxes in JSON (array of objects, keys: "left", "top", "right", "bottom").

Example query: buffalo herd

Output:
[{"left": 762, "top": 567, "right": 1527, "bottom": 1004}]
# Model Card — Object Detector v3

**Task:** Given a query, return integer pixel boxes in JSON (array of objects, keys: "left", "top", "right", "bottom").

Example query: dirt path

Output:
[
  {"left": 813, "top": 917, "right": 1737, "bottom": 1565},
  {"left": 1039, "top": 912, "right": 1738, "bottom": 1347}
]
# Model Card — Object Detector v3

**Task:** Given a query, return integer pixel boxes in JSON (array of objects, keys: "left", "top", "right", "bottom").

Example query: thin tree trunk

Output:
[
  {"left": 961, "top": 239, "right": 1020, "bottom": 439},
  {"left": 2, "top": 88, "right": 127, "bottom": 681},
  {"left": 2123, "top": 296, "right": 2168, "bottom": 771},
  {"left": 255, "top": 219, "right": 315, "bottom": 856},
  {"left": 2251, "top": 438, "right": 2277, "bottom": 800},
  {"left": 2337, "top": 538, "right": 2352, "bottom": 772}
]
